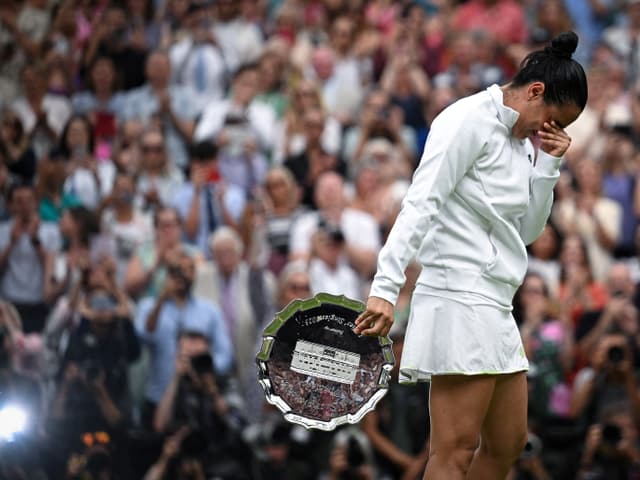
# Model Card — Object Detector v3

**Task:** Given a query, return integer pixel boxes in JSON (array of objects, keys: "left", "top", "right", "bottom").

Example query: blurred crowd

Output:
[{"left": 2, "top": 0, "right": 640, "bottom": 478}]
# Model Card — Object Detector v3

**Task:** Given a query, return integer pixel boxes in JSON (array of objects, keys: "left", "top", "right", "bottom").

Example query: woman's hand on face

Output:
[
  {"left": 354, "top": 296, "right": 394, "bottom": 337},
  {"left": 538, "top": 121, "right": 571, "bottom": 157}
]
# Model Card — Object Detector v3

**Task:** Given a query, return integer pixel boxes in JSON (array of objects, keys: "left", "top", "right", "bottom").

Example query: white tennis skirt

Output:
[{"left": 398, "top": 289, "right": 529, "bottom": 384}]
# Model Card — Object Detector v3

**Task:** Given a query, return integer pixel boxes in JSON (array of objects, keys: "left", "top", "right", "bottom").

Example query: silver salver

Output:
[{"left": 256, "top": 293, "right": 395, "bottom": 430}]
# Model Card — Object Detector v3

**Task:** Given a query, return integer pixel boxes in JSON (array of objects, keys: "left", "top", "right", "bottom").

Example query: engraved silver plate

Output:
[{"left": 256, "top": 293, "right": 395, "bottom": 430}]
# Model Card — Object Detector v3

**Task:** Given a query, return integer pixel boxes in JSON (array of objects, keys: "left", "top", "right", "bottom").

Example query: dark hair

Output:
[
  {"left": 232, "top": 61, "right": 259, "bottom": 82},
  {"left": 67, "top": 206, "right": 100, "bottom": 247},
  {"left": 7, "top": 181, "right": 34, "bottom": 203},
  {"left": 511, "top": 31, "right": 587, "bottom": 110},
  {"left": 58, "top": 114, "right": 95, "bottom": 159},
  {"left": 189, "top": 141, "right": 218, "bottom": 162},
  {"left": 153, "top": 206, "right": 181, "bottom": 228}
]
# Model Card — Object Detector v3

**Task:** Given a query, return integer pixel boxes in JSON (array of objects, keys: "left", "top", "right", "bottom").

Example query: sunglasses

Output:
[
  {"left": 142, "top": 144, "right": 164, "bottom": 153},
  {"left": 287, "top": 282, "right": 310, "bottom": 292}
]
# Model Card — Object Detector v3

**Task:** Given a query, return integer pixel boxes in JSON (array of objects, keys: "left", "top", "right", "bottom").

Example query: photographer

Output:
[
  {"left": 152, "top": 332, "right": 251, "bottom": 479},
  {"left": 322, "top": 427, "right": 377, "bottom": 480},
  {"left": 135, "top": 250, "right": 233, "bottom": 429},
  {"left": 577, "top": 405, "right": 640, "bottom": 479},
  {"left": 48, "top": 258, "right": 139, "bottom": 477},
  {"left": 508, "top": 432, "right": 552, "bottom": 480},
  {"left": 570, "top": 333, "right": 640, "bottom": 426}
]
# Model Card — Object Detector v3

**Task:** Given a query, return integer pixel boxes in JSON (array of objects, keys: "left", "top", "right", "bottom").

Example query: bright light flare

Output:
[{"left": 0, "top": 405, "right": 27, "bottom": 441}]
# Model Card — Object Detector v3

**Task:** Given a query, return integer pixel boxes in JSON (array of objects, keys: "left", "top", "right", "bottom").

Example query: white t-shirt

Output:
[{"left": 289, "top": 208, "right": 381, "bottom": 256}]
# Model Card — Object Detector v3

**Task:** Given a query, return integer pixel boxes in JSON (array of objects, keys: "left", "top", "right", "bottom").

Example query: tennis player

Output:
[{"left": 354, "top": 32, "right": 587, "bottom": 480}]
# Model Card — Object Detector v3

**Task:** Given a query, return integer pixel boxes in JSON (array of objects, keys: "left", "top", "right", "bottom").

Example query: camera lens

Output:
[
  {"left": 607, "top": 345, "right": 625, "bottom": 364},
  {"left": 602, "top": 423, "right": 622, "bottom": 446}
]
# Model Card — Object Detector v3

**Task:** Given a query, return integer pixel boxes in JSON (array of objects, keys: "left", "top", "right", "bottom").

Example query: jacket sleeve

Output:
[
  {"left": 518, "top": 150, "right": 562, "bottom": 245},
  {"left": 368, "top": 108, "right": 486, "bottom": 305}
]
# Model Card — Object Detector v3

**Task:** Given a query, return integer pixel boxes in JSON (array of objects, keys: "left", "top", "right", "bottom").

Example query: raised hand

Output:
[{"left": 538, "top": 120, "right": 571, "bottom": 157}]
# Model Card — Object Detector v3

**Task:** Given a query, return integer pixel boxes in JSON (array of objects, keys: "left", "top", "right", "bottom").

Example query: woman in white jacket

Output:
[{"left": 354, "top": 32, "right": 588, "bottom": 480}]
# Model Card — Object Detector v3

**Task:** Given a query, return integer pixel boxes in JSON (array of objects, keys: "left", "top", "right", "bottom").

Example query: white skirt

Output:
[{"left": 399, "top": 289, "right": 529, "bottom": 384}]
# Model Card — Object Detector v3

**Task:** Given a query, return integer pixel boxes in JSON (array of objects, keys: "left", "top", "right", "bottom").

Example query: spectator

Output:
[
  {"left": 194, "top": 62, "right": 276, "bottom": 188},
  {"left": 100, "top": 172, "right": 154, "bottom": 283},
  {"left": 168, "top": 2, "right": 226, "bottom": 107},
  {"left": 59, "top": 114, "right": 115, "bottom": 210},
  {"left": 570, "top": 332, "right": 640, "bottom": 424},
  {"left": 134, "top": 250, "right": 233, "bottom": 429},
  {"left": 527, "top": 223, "right": 563, "bottom": 297},
  {"left": 0, "top": 109, "right": 37, "bottom": 183},
  {"left": 600, "top": 126, "right": 639, "bottom": 257},
  {"left": 135, "top": 128, "right": 185, "bottom": 212},
  {"left": 151, "top": 334, "right": 252, "bottom": 478},
  {"left": 0, "top": 183, "right": 61, "bottom": 333},
  {"left": 0, "top": 0, "right": 51, "bottom": 101},
  {"left": 321, "top": 427, "right": 377, "bottom": 480},
  {"left": 360, "top": 328, "right": 430, "bottom": 479},
  {"left": 276, "top": 261, "right": 312, "bottom": 309},
  {"left": 47, "top": 255, "right": 139, "bottom": 471},
  {"left": 554, "top": 158, "right": 622, "bottom": 282},
  {"left": 602, "top": 0, "right": 640, "bottom": 86},
  {"left": 342, "top": 88, "right": 416, "bottom": 175},
  {"left": 284, "top": 107, "right": 346, "bottom": 207},
  {"left": 36, "top": 152, "right": 81, "bottom": 222},
  {"left": 274, "top": 79, "right": 341, "bottom": 166},
  {"left": 290, "top": 171, "right": 381, "bottom": 278},
  {"left": 211, "top": 0, "right": 264, "bottom": 74},
  {"left": 308, "top": 220, "right": 362, "bottom": 300},
  {"left": 53, "top": 206, "right": 100, "bottom": 302},
  {"left": 83, "top": 4, "right": 147, "bottom": 91},
  {"left": 119, "top": 50, "right": 197, "bottom": 171},
  {"left": 193, "top": 226, "right": 276, "bottom": 421},
  {"left": 72, "top": 61, "right": 120, "bottom": 119},
  {"left": 514, "top": 272, "right": 574, "bottom": 419},
  {"left": 379, "top": 45, "right": 431, "bottom": 149},
  {"left": 253, "top": 166, "right": 306, "bottom": 275},
  {"left": 173, "top": 140, "right": 246, "bottom": 255},
  {"left": 575, "top": 262, "right": 640, "bottom": 362},
  {"left": 557, "top": 233, "right": 609, "bottom": 329},
  {"left": 10, "top": 62, "right": 72, "bottom": 159},
  {"left": 577, "top": 405, "right": 640, "bottom": 479},
  {"left": 432, "top": 31, "right": 503, "bottom": 100},
  {"left": 124, "top": 206, "right": 199, "bottom": 300}
]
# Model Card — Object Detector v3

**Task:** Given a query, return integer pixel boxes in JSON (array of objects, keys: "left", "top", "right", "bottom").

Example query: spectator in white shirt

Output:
[
  {"left": 169, "top": 2, "right": 227, "bottom": 108},
  {"left": 10, "top": 63, "right": 72, "bottom": 160},
  {"left": 289, "top": 171, "right": 381, "bottom": 278}
]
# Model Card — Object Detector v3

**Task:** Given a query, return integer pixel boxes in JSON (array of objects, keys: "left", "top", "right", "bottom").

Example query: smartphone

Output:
[{"left": 94, "top": 111, "right": 117, "bottom": 139}]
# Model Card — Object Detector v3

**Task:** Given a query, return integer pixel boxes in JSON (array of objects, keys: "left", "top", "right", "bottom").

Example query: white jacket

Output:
[{"left": 369, "top": 84, "right": 562, "bottom": 309}]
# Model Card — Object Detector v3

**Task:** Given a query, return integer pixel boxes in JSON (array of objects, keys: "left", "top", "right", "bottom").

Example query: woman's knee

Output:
[
  {"left": 430, "top": 437, "right": 479, "bottom": 473},
  {"left": 479, "top": 429, "right": 528, "bottom": 464}
]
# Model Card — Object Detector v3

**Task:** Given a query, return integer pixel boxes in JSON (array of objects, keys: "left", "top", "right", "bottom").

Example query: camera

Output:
[
  {"left": 80, "top": 359, "right": 103, "bottom": 380},
  {"left": 190, "top": 352, "right": 214, "bottom": 375},
  {"left": 317, "top": 218, "right": 345, "bottom": 244},
  {"left": 607, "top": 345, "right": 625, "bottom": 364},
  {"left": 520, "top": 433, "right": 542, "bottom": 460},
  {"left": 601, "top": 423, "right": 622, "bottom": 447}
]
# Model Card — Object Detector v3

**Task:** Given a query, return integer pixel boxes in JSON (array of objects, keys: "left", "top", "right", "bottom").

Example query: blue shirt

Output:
[
  {"left": 119, "top": 85, "right": 197, "bottom": 169},
  {"left": 135, "top": 296, "right": 234, "bottom": 403},
  {"left": 173, "top": 182, "right": 246, "bottom": 256}
]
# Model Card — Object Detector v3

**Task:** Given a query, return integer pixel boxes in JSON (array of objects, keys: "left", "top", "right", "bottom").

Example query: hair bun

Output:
[{"left": 546, "top": 31, "right": 578, "bottom": 60}]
